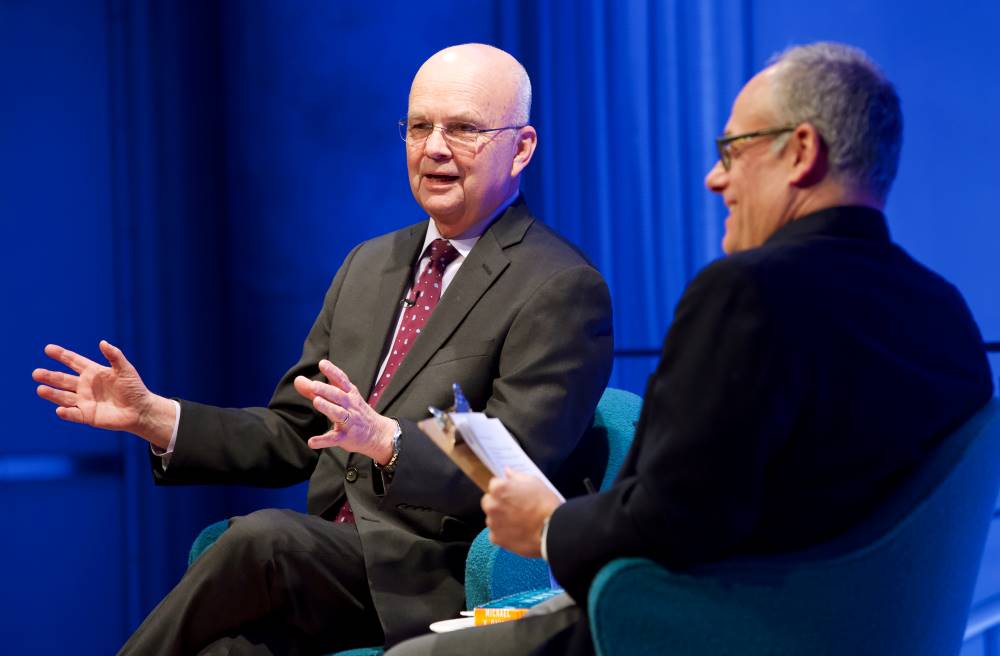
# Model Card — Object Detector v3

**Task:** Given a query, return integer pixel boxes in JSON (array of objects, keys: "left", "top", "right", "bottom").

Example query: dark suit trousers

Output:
[{"left": 118, "top": 508, "right": 385, "bottom": 656}]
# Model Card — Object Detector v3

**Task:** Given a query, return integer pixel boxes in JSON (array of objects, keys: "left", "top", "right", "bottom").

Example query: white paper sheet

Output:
[{"left": 450, "top": 412, "right": 565, "bottom": 501}]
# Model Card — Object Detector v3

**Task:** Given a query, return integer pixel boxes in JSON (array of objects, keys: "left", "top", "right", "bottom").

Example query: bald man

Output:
[{"left": 34, "top": 44, "right": 613, "bottom": 654}]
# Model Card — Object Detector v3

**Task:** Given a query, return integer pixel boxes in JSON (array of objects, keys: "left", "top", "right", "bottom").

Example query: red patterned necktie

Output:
[{"left": 333, "top": 238, "right": 461, "bottom": 524}]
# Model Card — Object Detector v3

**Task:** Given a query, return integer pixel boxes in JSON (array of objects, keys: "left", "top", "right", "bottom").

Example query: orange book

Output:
[
  {"left": 473, "top": 607, "right": 530, "bottom": 626},
  {"left": 472, "top": 588, "right": 562, "bottom": 626}
]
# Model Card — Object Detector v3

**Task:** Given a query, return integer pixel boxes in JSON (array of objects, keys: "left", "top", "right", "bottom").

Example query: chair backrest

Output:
[
  {"left": 588, "top": 399, "right": 1000, "bottom": 656},
  {"left": 590, "top": 387, "right": 643, "bottom": 491},
  {"left": 464, "top": 387, "right": 643, "bottom": 609}
]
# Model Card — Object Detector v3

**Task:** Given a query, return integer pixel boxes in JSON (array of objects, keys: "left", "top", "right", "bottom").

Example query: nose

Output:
[
  {"left": 423, "top": 126, "right": 453, "bottom": 160},
  {"left": 705, "top": 159, "right": 726, "bottom": 193}
]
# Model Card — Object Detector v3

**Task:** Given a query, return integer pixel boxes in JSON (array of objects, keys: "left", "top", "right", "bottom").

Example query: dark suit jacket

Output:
[
  {"left": 548, "top": 205, "right": 993, "bottom": 603},
  {"left": 153, "top": 199, "right": 614, "bottom": 644}
]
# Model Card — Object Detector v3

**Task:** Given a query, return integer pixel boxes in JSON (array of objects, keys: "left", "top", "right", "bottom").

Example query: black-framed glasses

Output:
[
  {"left": 715, "top": 126, "right": 795, "bottom": 171},
  {"left": 398, "top": 119, "right": 525, "bottom": 153}
]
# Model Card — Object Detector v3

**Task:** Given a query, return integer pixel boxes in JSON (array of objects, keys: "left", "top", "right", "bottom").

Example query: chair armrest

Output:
[
  {"left": 588, "top": 558, "right": 783, "bottom": 656},
  {"left": 464, "top": 528, "right": 550, "bottom": 609},
  {"left": 588, "top": 558, "right": 686, "bottom": 656},
  {"left": 188, "top": 519, "right": 230, "bottom": 567}
]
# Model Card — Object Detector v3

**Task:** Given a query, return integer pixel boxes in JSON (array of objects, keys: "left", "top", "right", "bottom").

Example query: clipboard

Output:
[{"left": 418, "top": 416, "right": 494, "bottom": 492}]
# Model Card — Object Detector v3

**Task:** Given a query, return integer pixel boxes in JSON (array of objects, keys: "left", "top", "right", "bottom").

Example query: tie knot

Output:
[{"left": 426, "top": 238, "right": 460, "bottom": 270}]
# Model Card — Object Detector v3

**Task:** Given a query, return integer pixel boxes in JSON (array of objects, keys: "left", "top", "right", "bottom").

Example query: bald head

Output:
[
  {"left": 404, "top": 44, "right": 537, "bottom": 238},
  {"left": 412, "top": 44, "right": 531, "bottom": 126}
]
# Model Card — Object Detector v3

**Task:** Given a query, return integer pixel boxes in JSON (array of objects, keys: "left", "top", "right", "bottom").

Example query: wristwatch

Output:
[{"left": 376, "top": 419, "right": 403, "bottom": 476}]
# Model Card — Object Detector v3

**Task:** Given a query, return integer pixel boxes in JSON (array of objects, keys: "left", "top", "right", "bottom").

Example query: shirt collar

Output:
[{"left": 423, "top": 190, "right": 521, "bottom": 259}]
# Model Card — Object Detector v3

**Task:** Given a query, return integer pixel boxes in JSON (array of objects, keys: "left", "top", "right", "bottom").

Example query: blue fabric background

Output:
[{"left": 1, "top": 1, "right": 997, "bottom": 651}]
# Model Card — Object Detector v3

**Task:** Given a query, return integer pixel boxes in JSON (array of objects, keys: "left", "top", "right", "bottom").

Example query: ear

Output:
[
  {"left": 510, "top": 126, "right": 538, "bottom": 177},
  {"left": 786, "top": 122, "right": 827, "bottom": 187}
]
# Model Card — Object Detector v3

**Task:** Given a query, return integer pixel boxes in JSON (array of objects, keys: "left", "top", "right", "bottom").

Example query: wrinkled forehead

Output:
[{"left": 408, "top": 63, "right": 515, "bottom": 124}]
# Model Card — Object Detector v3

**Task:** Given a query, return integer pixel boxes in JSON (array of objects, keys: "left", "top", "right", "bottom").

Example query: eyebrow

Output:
[{"left": 407, "top": 111, "right": 484, "bottom": 124}]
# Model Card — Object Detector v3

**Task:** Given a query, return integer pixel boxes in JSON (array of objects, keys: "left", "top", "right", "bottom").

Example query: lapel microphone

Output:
[{"left": 401, "top": 290, "right": 422, "bottom": 308}]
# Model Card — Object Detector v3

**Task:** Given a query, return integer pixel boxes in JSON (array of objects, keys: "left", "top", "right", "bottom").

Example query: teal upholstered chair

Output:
[
  {"left": 463, "top": 387, "right": 642, "bottom": 609},
  {"left": 587, "top": 398, "right": 1000, "bottom": 656},
  {"left": 187, "top": 387, "right": 642, "bottom": 655}
]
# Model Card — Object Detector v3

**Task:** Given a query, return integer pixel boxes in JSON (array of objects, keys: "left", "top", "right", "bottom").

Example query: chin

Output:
[
  {"left": 721, "top": 230, "right": 736, "bottom": 255},
  {"left": 419, "top": 193, "right": 458, "bottom": 211},
  {"left": 424, "top": 200, "right": 466, "bottom": 224}
]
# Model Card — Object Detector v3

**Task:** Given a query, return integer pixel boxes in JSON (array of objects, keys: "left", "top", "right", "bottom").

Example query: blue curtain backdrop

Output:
[
  {"left": 495, "top": 0, "right": 754, "bottom": 389},
  {"left": 1, "top": 1, "right": 998, "bottom": 652}
]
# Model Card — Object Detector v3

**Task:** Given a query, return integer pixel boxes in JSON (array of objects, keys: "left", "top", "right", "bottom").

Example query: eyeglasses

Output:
[
  {"left": 398, "top": 119, "right": 525, "bottom": 154},
  {"left": 715, "top": 126, "right": 795, "bottom": 171}
]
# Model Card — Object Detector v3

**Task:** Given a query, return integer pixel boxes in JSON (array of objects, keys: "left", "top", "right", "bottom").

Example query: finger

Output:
[
  {"left": 293, "top": 375, "right": 317, "bottom": 400},
  {"left": 55, "top": 405, "right": 87, "bottom": 424},
  {"left": 481, "top": 492, "right": 497, "bottom": 514},
  {"left": 32, "top": 368, "right": 79, "bottom": 392},
  {"left": 44, "top": 343, "right": 98, "bottom": 374},
  {"left": 36, "top": 384, "right": 78, "bottom": 408},
  {"left": 99, "top": 340, "right": 133, "bottom": 375},
  {"left": 504, "top": 468, "right": 532, "bottom": 485},
  {"left": 312, "top": 396, "right": 351, "bottom": 427},
  {"left": 318, "top": 360, "right": 352, "bottom": 392},
  {"left": 487, "top": 476, "right": 506, "bottom": 495},
  {"left": 307, "top": 431, "right": 340, "bottom": 450},
  {"left": 325, "top": 400, "right": 351, "bottom": 426},
  {"left": 312, "top": 380, "right": 350, "bottom": 407}
]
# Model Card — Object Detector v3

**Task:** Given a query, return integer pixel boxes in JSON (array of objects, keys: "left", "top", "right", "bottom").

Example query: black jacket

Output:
[{"left": 549, "top": 205, "right": 993, "bottom": 603}]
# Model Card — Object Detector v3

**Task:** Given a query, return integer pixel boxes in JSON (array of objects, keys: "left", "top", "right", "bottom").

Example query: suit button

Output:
[{"left": 345, "top": 467, "right": 359, "bottom": 483}]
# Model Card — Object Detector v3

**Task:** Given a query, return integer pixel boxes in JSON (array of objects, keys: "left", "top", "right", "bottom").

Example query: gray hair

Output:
[
  {"left": 510, "top": 60, "right": 532, "bottom": 125},
  {"left": 767, "top": 42, "right": 902, "bottom": 201}
]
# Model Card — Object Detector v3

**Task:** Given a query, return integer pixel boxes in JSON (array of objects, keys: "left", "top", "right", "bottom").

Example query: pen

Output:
[
  {"left": 452, "top": 383, "right": 471, "bottom": 413},
  {"left": 428, "top": 405, "right": 450, "bottom": 430},
  {"left": 428, "top": 405, "right": 461, "bottom": 444}
]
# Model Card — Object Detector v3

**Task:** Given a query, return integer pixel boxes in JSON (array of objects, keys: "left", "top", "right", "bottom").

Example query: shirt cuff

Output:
[
  {"left": 540, "top": 513, "right": 552, "bottom": 562},
  {"left": 149, "top": 399, "right": 181, "bottom": 469}
]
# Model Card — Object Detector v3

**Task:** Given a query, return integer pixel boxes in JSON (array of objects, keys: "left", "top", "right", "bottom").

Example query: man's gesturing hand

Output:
[
  {"left": 32, "top": 341, "right": 176, "bottom": 449},
  {"left": 293, "top": 359, "right": 396, "bottom": 465},
  {"left": 482, "top": 468, "right": 564, "bottom": 559}
]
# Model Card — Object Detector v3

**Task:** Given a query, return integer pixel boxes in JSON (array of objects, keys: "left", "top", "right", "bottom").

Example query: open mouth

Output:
[{"left": 424, "top": 173, "right": 459, "bottom": 183}]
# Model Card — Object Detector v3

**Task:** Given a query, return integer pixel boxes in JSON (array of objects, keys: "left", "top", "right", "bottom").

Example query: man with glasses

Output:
[
  {"left": 388, "top": 41, "right": 992, "bottom": 656},
  {"left": 33, "top": 43, "right": 613, "bottom": 654}
]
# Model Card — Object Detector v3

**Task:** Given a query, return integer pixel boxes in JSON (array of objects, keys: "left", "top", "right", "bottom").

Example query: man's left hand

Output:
[
  {"left": 293, "top": 359, "right": 396, "bottom": 464},
  {"left": 482, "top": 468, "right": 564, "bottom": 558}
]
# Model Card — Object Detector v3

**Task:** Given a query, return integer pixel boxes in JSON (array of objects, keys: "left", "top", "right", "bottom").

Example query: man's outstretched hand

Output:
[
  {"left": 293, "top": 359, "right": 397, "bottom": 465},
  {"left": 32, "top": 341, "right": 176, "bottom": 449}
]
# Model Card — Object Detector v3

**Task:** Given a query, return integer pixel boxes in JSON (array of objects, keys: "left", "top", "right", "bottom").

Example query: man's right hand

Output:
[{"left": 32, "top": 340, "right": 176, "bottom": 449}]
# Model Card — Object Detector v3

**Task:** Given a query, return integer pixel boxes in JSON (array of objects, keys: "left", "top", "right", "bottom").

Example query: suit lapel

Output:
[
  {"left": 373, "top": 200, "right": 534, "bottom": 413},
  {"left": 355, "top": 223, "right": 427, "bottom": 398}
]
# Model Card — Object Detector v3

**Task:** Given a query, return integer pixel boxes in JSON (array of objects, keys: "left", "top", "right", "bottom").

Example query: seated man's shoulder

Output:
[
  {"left": 367, "top": 220, "right": 428, "bottom": 250},
  {"left": 693, "top": 229, "right": 881, "bottom": 297},
  {"left": 688, "top": 250, "right": 771, "bottom": 294},
  {"left": 510, "top": 219, "right": 600, "bottom": 273},
  {"left": 681, "top": 241, "right": 845, "bottom": 320},
  {"left": 337, "top": 220, "right": 429, "bottom": 268}
]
